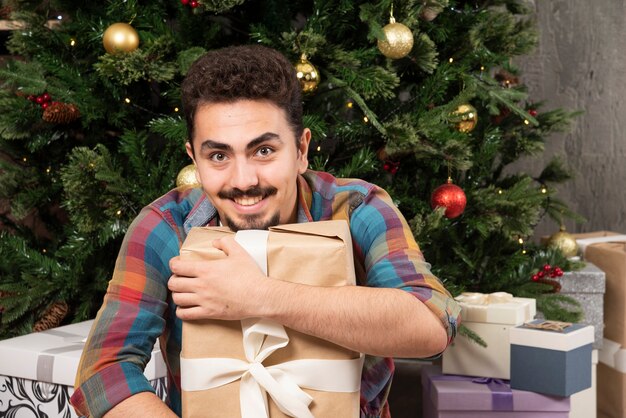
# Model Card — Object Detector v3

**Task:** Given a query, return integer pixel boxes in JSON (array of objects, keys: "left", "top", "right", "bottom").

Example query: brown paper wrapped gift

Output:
[
  {"left": 179, "top": 220, "right": 362, "bottom": 418},
  {"left": 574, "top": 231, "right": 626, "bottom": 345}
]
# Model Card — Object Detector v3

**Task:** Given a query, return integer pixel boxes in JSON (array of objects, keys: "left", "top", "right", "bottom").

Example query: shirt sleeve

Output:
[
  {"left": 349, "top": 185, "right": 461, "bottom": 347},
  {"left": 70, "top": 207, "right": 178, "bottom": 417}
]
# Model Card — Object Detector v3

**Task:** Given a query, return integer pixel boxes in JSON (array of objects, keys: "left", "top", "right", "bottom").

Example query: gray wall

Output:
[{"left": 514, "top": 0, "right": 626, "bottom": 238}]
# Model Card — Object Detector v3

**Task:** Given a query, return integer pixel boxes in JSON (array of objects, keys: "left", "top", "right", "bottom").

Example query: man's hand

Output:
[{"left": 168, "top": 236, "right": 267, "bottom": 321}]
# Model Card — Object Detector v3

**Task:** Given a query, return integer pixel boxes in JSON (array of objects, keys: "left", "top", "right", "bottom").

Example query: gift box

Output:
[
  {"left": 0, "top": 320, "right": 167, "bottom": 418},
  {"left": 551, "top": 263, "right": 605, "bottom": 349},
  {"left": 421, "top": 364, "right": 570, "bottom": 418},
  {"left": 510, "top": 320, "right": 594, "bottom": 397},
  {"left": 569, "top": 349, "right": 597, "bottom": 418},
  {"left": 574, "top": 231, "right": 626, "bottom": 346},
  {"left": 597, "top": 338, "right": 626, "bottom": 418},
  {"left": 179, "top": 220, "right": 363, "bottom": 418},
  {"left": 442, "top": 292, "right": 536, "bottom": 379}
]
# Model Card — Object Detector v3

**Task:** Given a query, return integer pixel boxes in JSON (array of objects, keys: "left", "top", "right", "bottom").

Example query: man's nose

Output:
[{"left": 230, "top": 159, "right": 259, "bottom": 190}]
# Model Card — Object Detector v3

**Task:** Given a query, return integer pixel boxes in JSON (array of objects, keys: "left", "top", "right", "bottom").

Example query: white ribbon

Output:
[
  {"left": 576, "top": 234, "right": 626, "bottom": 252},
  {"left": 456, "top": 291, "right": 513, "bottom": 305},
  {"left": 181, "top": 229, "right": 363, "bottom": 418}
]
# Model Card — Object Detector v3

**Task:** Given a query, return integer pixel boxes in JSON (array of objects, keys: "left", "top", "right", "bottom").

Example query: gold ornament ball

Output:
[
  {"left": 377, "top": 20, "right": 414, "bottom": 59},
  {"left": 103, "top": 23, "right": 140, "bottom": 54},
  {"left": 452, "top": 104, "right": 478, "bottom": 133},
  {"left": 176, "top": 164, "right": 200, "bottom": 189},
  {"left": 294, "top": 55, "right": 320, "bottom": 93},
  {"left": 547, "top": 226, "right": 579, "bottom": 258}
]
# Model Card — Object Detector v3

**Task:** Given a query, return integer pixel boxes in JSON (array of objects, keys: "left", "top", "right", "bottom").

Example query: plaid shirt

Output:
[{"left": 71, "top": 170, "right": 460, "bottom": 418}]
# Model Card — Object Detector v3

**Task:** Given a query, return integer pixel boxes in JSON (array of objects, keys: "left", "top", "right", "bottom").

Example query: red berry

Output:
[
  {"left": 383, "top": 163, "right": 390, "bottom": 171},
  {"left": 543, "top": 264, "right": 552, "bottom": 271},
  {"left": 181, "top": 0, "right": 189, "bottom": 4},
  {"left": 190, "top": 0, "right": 199, "bottom": 7},
  {"left": 537, "top": 270, "right": 545, "bottom": 278},
  {"left": 529, "top": 109, "right": 538, "bottom": 117},
  {"left": 42, "top": 92, "right": 51, "bottom": 102},
  {"left": 391, "top": 167, "right": 398, "bottom": 175},
  {"left": 549, "top": 272, "right": 557, "bottom": 278},
  {"left": 556, "top": 269, "right": 563, "bottom": 277},
  {"left": 35, "top": 96, "right": 44, "bottom": 104},
  {"left": 27, "top": 95, "right": 36, "bottom": 102},
  {"left": 532, "top": 274, "right": 539, "bottom": 281},
  {"left": 41, "top": 102, "right": 50, "bottom": 109}
]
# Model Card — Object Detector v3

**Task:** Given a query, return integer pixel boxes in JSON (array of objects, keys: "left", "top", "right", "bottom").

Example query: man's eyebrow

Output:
[
  {"left": 246, "top": 132, "right": 282, "bottom": 151},
  {"left": 199, "top": 140, "right": 232, "bottom": 153}
]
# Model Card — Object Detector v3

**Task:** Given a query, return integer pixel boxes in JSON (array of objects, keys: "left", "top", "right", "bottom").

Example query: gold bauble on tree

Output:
[
  {"left": 451, "top": 104, "right": 478, "bottom": 133},
  {"left": 377, "top": 16, "right": 414, "bottom": 59},
  {"left": 294, "top": 54, "right": 320, "bottom": 93},
  {"left": 176, "top": 164, "right": 200, "bottom": 189},
  {"left": 103, "top": 22, "right": 140, "bottom": 54},
  {"left": 547, "top": 225, "right": 579, "bottom": 258}
]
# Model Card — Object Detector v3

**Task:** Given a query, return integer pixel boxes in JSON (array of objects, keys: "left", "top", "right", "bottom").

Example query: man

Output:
[{"left": 71, "top": 45, "right": 461, "bottom": 418}]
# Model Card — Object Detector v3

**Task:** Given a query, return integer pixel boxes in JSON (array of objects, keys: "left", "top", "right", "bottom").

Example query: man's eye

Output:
[
  {"left": 210, "top": 152, "right": 227, "bottom": 162},
  {"left": 257, "top": 146, "right": 273, "bottom": 157}
]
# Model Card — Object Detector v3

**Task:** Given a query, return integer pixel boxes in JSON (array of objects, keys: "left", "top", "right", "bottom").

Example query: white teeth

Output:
[{"left": 234, "top": 196, "right": 263, "bottom": 206}]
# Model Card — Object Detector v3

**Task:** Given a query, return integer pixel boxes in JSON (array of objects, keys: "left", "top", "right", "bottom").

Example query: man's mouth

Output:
[
  {"left": 218, "top": 186, "right": 278, "bottom": 208},
  {"left": 233, "top": 196, "right": 264, "bottom": 206}
]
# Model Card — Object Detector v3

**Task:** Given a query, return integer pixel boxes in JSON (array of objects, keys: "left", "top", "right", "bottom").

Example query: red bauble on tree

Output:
[{"left": 430, "top": 178, "right": 467, "bottom": 218}]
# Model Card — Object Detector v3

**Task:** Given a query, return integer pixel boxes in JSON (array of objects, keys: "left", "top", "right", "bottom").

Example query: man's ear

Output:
[
  {"left": 297, "top": 129, "right": 311, "bottom": 174},
  {"left": 185, "top": 141, "right": 195, "bottom": 162}
]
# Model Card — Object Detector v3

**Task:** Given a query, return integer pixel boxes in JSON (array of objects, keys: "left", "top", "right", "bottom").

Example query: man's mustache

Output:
[{"left": 217, "top": 186, "right": 278, "bottom": 200}]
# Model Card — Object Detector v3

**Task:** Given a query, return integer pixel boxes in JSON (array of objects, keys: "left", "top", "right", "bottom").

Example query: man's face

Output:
[{"left": 186, "top": 100, "right": 310, "bottom": 231}]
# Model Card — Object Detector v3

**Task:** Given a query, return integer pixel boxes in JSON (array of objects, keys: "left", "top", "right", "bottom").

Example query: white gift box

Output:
[
  {"left": 597, "top": 337, "right": 626, "bottom": 418},
  {"left": 570, "top": 349, "right": 597, "bottom": 418},
  {"left": 0, "top": 320, "right": 167, "bottom": 418},
  {"left": 442, "top": 292, "right": 536, "bottom": 380}
]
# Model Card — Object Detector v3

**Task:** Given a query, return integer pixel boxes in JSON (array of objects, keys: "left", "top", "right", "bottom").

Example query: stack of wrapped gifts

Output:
[
  {"left": 432, "top": 292, "right": 595, "bottom": 418},
  {"left": 574, "top": 231, "right": 626, "bottom": 418},
  {"left": 179, "top": 221, "right": 363, "bottom": 418},
  {"left": 0, "top": 319, "right": 167, "bottom": 418}
]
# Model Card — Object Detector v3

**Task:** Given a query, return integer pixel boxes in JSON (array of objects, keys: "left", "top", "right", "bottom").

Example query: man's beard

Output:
[
  {"left": 224, "top": 212, "right": 281, "bottom": 232},
  {"left": 217, "top": 185, "right": 280, "bottom": 231}
]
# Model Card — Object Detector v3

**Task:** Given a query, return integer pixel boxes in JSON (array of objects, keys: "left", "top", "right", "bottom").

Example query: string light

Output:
[
  {"left": 480, "top": 66, "right": 485, "bottom": 71},
  {"left": 363, "top": 116, "right": 369, "bottom": 123},
  {"left": 449, "top": 57, "right": 454, "bottom": 63},
  {"left": 541, "top": 186, "right": 547, "bottom": 194},
  {"left": 70, "top": 38, "right": 76, "bottom": 46},
  {"left": 174, "top": 107, "right": 179, "bottom": 112},
  {"left": 497, "top": 189, "right": 503, "bottom": 194},
  {"left": 316, "top": 145, "right": 321, "bottom": 152},
  {"left": 524, "top": 119, "right": 530, "bottom": 125},
  {"left": 116, "top": 210, "right": 122, "bottom": 216},
  {"left": 45, "top": 167, "right": 51, "bottom": 174},
  {"left": 518, "top": 237, "right": 524, "bottom": 245},
  {"left": 346, "top": 102, "right": 353, "bottom": 108},
  {"left": 42, "top": 249, "right": 47, "bottom": 253},
  {"left": 22, "top": 157, "right": 27, "bottom": 162},
  {"left": 124, "top": 97, "right": 131, "bottom": 104}
]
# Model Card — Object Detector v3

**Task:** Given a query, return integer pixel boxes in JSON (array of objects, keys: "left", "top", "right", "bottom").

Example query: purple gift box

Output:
[{"left": 421, "top": 365, "right": 570, "bottom": 417}]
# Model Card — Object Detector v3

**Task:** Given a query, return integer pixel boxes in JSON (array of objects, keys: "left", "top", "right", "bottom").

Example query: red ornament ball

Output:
[
  {"left": 190, "top": 0, "right": 199, "bottom": 7},
  {"left": 430, "top": 180, "right": 467, "bottom": 219},
  {"left": 529, "top": 109, "right": 538, "bottom": 117},
  {"left": 41, "top": 102, "right": 50, "bottom": 109},
  {"left": 41, "top": 92, "right": 51, "bottom": 102},
  {"left": 181, "top": 0, "right": 189, "bottom": 3}
]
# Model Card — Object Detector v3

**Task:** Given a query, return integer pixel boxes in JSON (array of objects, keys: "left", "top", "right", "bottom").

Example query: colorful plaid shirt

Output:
[{"left": 71, "top": 170, "right": 460, "bottom": 418}]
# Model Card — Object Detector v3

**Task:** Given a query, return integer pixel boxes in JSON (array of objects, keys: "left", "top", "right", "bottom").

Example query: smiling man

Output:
[{"left": 71, "top": 45, "right": 461, "bottom": 418}]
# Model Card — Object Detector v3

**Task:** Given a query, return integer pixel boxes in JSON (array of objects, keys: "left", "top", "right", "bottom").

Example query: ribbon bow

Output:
[{"left": 456, "top": 292, "right": 513, "bottom": 305}]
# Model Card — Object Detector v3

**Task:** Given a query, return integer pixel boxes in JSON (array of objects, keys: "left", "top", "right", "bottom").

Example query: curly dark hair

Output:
[{"left": 181, "top": 45, "right": 304, "bottom": 152}]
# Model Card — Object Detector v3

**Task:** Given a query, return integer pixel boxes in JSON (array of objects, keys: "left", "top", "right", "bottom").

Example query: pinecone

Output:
[
  {"left": 42, "top": 102, "right": 81, "bottom": 124},
  {"left": 33, "top": 300, "right": 69, "bottom": 332}
]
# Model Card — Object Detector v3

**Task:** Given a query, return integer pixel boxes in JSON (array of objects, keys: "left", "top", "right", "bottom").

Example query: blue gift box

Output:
[{"left": 510, "top": 320, "right": 594, "bottom": 397}]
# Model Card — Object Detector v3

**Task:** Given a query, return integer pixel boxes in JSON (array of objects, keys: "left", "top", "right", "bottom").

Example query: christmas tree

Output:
[{"left": 0, "top": 0, "right": 582, "bottom": 339}]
